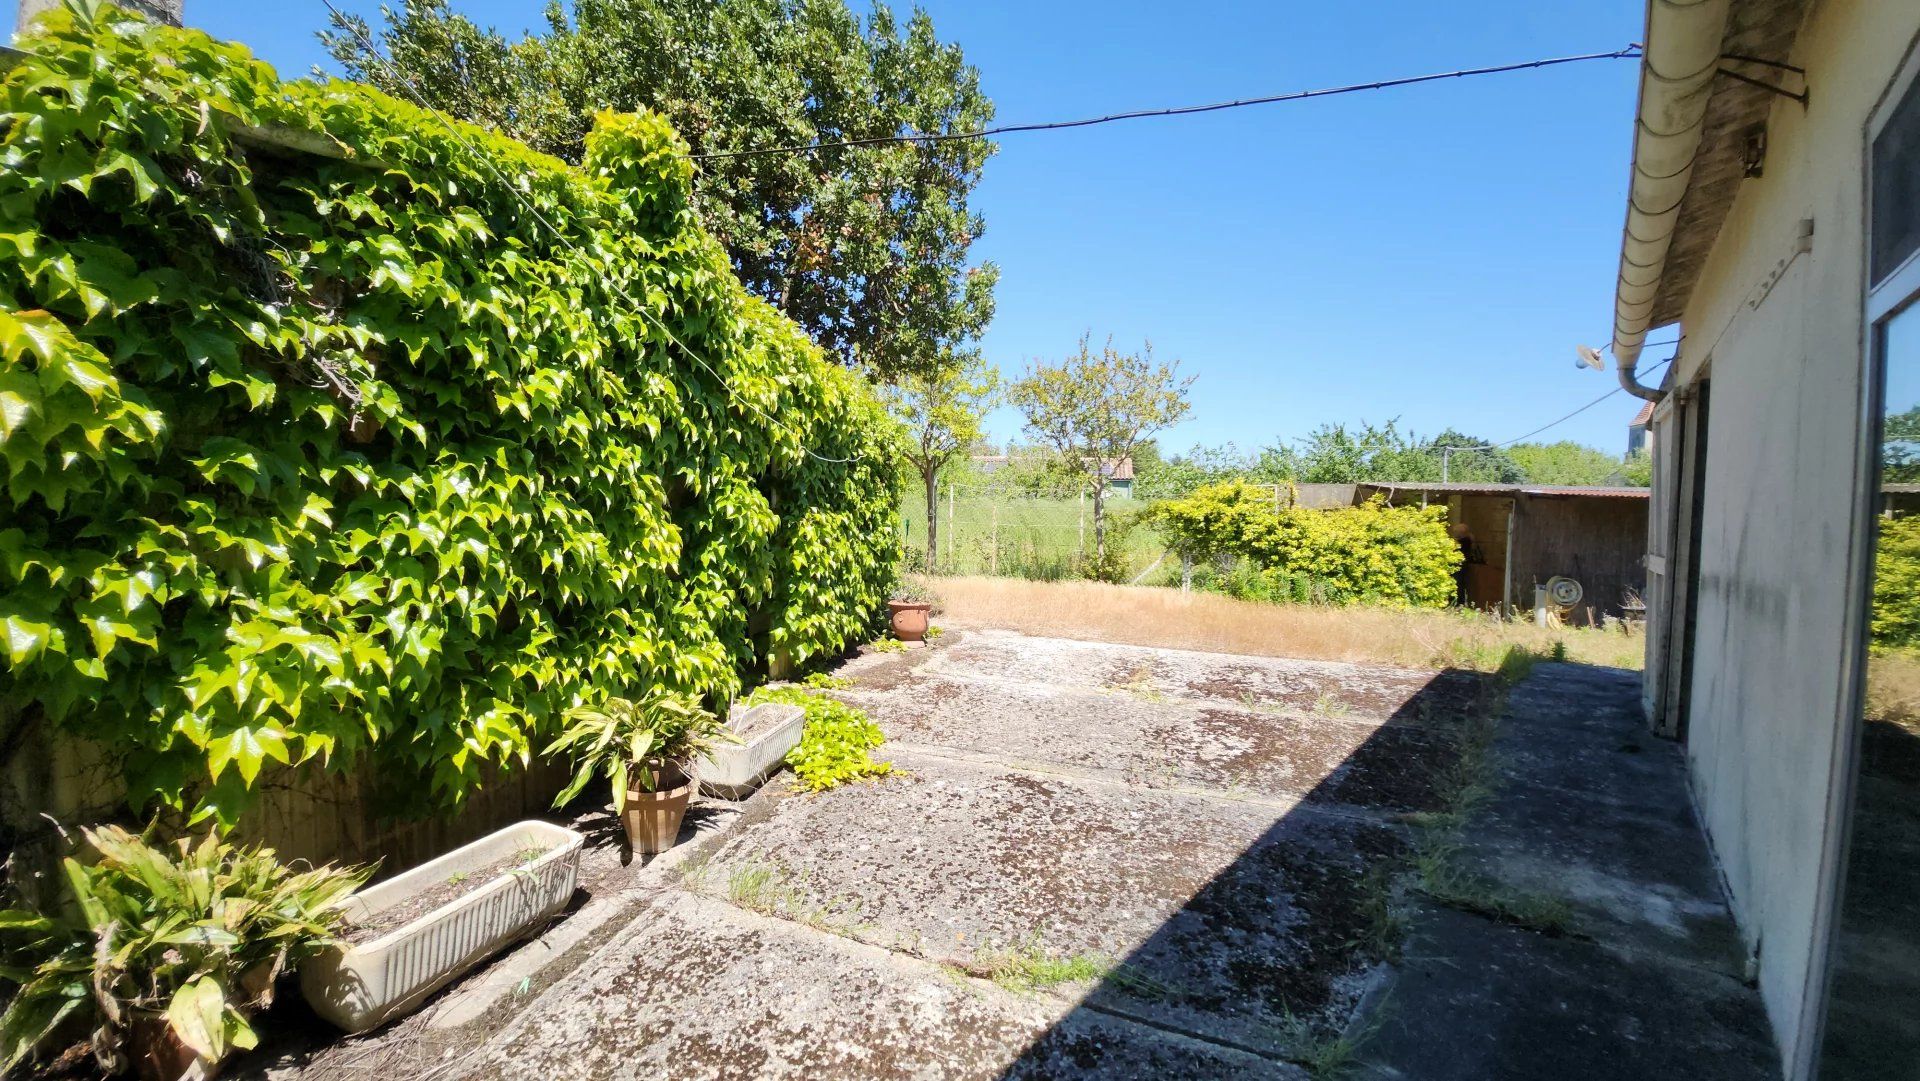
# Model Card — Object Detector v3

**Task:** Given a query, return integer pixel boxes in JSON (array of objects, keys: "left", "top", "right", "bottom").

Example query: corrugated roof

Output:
[{"left": 1356, "top": 482, "right": 1651, "bottom": 499}]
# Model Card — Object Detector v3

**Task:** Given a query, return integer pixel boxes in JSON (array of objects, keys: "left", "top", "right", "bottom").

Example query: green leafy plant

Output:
[
  {"left": 746, "top": 686, "right": 892, "bottom": 791},
  {"left": 870, "top": 637, "right": 908, "bottom": 654},
  {"left": 1148, "top": 482, "right": 1462, "bottom": 607},
  {"left": 0, "top": 5, "right": 899, "bottom": 824},
  {"left": 889, "top": 579, "right": 938, "bottom": 606},
  {"left": 546, "top": 691, "right": 733, "bottom": 808},
  {"left": 0, "top": 825, "right": 371, "bottom": 1074}
]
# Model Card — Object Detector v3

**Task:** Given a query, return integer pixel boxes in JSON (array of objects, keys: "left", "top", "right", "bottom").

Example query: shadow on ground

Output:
[{"left": 995, "top": 657, "right": 1782, "bottom": 1081}]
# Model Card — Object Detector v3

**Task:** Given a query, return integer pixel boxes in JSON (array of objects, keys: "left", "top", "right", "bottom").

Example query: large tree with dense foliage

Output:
[
  {"left": 1506, "top": 441, "right": 1633, "bottom": 486},
  {"left": 885, "top": 352, "right": 998, "bottom": 572},
  {"left": 1011, "top": 335, "right": 1193, "bottom": 578},
  {"left": 322, "top": 0, "right": 998, "bottom": 382}
]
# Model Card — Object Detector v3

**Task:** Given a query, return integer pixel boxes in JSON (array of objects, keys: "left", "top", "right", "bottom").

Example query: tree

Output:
[
  {"left": 885, "top": 353, "right": 998, "bottom": 572},
  {"left": 1620, "top": 449, "right": 1654, "bottom": 487},
  {"left": 1258, "top": 422, "right": 1522, "bottom": 484},
  {"left": 1507, "top": 441, "right": 1630, "bottom": 485},
  {"left": 1010, "top": 335, "right": 1194, "bottom": 578},
  {"left": 322, "top": 0, "right": 998, "bottom": 383}
]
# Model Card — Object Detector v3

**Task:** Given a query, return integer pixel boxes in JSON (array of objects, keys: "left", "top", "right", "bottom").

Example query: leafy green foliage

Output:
[
  {"left": 0, "top": 825, "right": 370, "bottom": 1073},
  {"left": 1149, "top": 482, "right": 1461, "bottom": 607},
  {"left": 1011, "top": 335, "right": 1193, "bottom": 579},
  {"left": 323, "top": 0, "right": 998, "bottom": 383},
  {"left": 1873, "top": 515, "right": 1920, "bottom": 648},
  {"left": 746, "top": 685, "right": 892, "bottom": 791},
  {"left": 886, "top": 352, "right": 998, "bottom": 573},
  {"left": 0, "top": 7, "right": 898, "bottom": 822},
  {"left": 1506, "top": 441, "right": 1635, "bottom": 486},
  {"left": 546, "top": 691, "right": 732, "bottom": 806}
]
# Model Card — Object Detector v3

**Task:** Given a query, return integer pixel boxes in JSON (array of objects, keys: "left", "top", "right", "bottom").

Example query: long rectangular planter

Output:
[
  {"left": 300, "top": 819, "right": 583, "bottom": 1033},
  {"left": 698, "top": 702, "right": 805, "bottom": 798}
]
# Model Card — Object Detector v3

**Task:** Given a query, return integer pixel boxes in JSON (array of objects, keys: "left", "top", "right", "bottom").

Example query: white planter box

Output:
[
  {"left": 300, "top": 820, "right": 583, "bottom": 1033},
  {"left": 699, "top": 702, "right": 805, "bottom": 798}
]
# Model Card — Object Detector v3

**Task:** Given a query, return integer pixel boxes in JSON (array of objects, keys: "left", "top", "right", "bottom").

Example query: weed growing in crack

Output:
[
  {"left": 1311, "top": 693, "right": 1351, "bottom": 720},
  {"left": 1267, "top": 1011, "right": 1365, "bottom": 1079},
  {"left": 970, "top": 935, "right": 1114, "bottom": 994}
]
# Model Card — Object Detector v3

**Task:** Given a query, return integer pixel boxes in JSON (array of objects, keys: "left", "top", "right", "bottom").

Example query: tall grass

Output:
[
  {"left": 900, "top": 491, "right": 1164, "bottom": 580},
  {"left": 926, "top": 576, "right": 1645, "bottom": 672}
]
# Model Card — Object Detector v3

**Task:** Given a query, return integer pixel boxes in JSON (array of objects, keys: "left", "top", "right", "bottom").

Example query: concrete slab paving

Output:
[
  {"left": 687, "top": 747, "right": 1402, "bottom": 1056},
  {"left": 463, "top": 890, "right": 1304, "bottom": 1080},
  {"left": 839, "top": 675, "right": 1460, "bottom": 812},
  {"left": 918, "top": 630, "right": 1488, "bottom": 725},
  {"left": 1463, "top": 664, "right": 1747, "bottom": 970},
  {"left": 1355, "top": 906, "right": 1777, "bottom": 1081},
  {"left": 252, "top": 630, "right": 1778, "bottom": 1081}
]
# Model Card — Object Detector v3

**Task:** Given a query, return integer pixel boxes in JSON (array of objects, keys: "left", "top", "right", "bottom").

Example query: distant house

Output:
[
  {"left": 1353, "top": 482, "right": 1650, "bottom": 625},
  {"left": 1627, "top": 399, "right": 1655, "bottom": 457}
]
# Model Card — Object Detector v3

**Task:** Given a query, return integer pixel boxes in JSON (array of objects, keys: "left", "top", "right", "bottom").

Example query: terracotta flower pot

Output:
[
  {"left": 887, "top": 600, "right": 931, "bottom": 642},
  {"left": 128, "top": 1012, "right": 221, "bottom": 1081},
  {"left": 622, "top": 760, "right": 694, "bottom": 854}
]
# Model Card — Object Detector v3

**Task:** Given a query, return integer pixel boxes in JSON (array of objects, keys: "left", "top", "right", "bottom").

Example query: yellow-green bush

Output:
[
  {"left": 0, "top": 6, "right": 898, "bottom": 822},
  {"left": 1873, "top": 514, "right": 1920, "bottom": 648},
  {"left": 1148, "top": 481, "right": 1460, "bottom": 607}
]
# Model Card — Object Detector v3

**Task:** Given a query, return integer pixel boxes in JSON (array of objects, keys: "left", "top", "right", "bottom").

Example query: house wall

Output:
[
  {"left": 1666, "top": 1, "right": 1920, "bottom": 1073},
  {"left": 1508, "top": 496, "right": 1649, "bottom": 626}
]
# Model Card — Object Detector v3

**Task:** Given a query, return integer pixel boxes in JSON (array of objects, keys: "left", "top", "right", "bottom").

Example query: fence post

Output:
[
  {"left": 1181, "top": 553, "right": 1193, "bottom": 592},
  {"left": 990, "top": 502, "right": 999, "bottom": 576},
  {"left": 1078, "top": 487, "right": 1086, "bottom": 552},
  {"left": 1273, "top": 484, "right": 1282, "bottom": 514},
  {"left": 947, "top": 483, "right": 956, "bottom": 571}
]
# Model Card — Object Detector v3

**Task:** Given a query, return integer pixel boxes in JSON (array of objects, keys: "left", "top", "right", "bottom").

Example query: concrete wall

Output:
[{"left": 1669, "top": 1, "right": 1920, "bottom": 1073}]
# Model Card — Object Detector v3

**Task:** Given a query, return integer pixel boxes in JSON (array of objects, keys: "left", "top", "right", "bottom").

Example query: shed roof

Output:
[{"left": 1356, "top": 482, "right": 1651, "bottom": 500}]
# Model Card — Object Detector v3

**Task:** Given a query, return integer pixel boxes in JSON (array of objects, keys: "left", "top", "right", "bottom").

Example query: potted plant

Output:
[
  {"left": 0, "top": 825, "right": 370, "bottom": 1081},
  {"left": 887, "top": 579, "right": 937, "bottom": 642},
  {"left": 547, "top": 690, "right": 735, "bottom": 854}
]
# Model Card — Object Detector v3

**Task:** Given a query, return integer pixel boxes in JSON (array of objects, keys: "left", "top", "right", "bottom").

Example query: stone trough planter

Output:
[
  {"left": 698, "top": 702, "right": 805, "bottom": 799},
  {"left": 300, "top": 819, "right": 583, "bottom": 1033}
]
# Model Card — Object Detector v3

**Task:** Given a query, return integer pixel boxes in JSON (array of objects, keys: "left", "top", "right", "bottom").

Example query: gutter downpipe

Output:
[{"left": 1612, "top": 0, "right": 1733, "bottom": 402}]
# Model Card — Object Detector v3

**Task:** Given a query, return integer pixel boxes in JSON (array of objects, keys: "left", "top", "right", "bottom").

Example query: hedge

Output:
[
  {"left": 0, "top": 6, "right": 899, "bottom": 822},
  {"left": 1873, "top": 514, "right": 1920, "bottom": 649},
  {"left": 1148, "top": 481, "right": 1461, "bottom": 607}
]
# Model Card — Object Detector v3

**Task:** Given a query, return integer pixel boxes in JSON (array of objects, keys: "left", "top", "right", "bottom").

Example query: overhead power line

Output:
[
  {"left": 692, "top": 45, "right": 1644, "bottom": 161},
  {"left": 320, "top": 0, "right": 860, "bottom": 463}
]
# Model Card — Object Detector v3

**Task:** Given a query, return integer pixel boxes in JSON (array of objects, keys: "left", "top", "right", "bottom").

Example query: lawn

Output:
[{"left": 899, "top": 491, "right": 1167, "bottom": 580}]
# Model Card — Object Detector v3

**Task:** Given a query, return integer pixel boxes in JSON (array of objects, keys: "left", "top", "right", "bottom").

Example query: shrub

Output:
[
  {"left": 0, "top": 826, "right": 370, "bottom": 1074},
  {"left": 0, "top": 7, "right": 898, "bottom": 822},
  {"left": 1873, "top": 514, "right": 1920, "bottom": 648},
  {"left": 745, "top": 686, "right": 892, "bottom": 791},
  {"left": 1148, "top": 481, "right": 1460, "bottom": 607}
]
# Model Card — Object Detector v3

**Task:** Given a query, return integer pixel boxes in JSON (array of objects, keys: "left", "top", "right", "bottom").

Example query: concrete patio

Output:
[{"left": 245, "top": 628, "right": 1780, "bottom": 1080}]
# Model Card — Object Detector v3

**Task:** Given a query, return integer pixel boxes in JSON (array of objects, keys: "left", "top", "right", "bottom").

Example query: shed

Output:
[{"left": 1353, "top": 482, "right": 1650, "bottom": 625}]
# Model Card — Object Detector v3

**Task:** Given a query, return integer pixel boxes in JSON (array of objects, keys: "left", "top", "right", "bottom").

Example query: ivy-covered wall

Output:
[{"left": 0, "top": 6, "right": 899, "bottom": 823}]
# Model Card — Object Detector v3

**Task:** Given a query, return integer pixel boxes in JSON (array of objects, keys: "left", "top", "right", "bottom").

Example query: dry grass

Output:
[{"left": 925, "top": 576, "right": 1644, "bottom": 673}]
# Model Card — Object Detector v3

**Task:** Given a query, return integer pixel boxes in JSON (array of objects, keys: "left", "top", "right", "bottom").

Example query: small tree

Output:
[
  {"left": 1011, "top": 334, "right": 1194, "bottom": 578},
  {"left": 886, "top": 354, "right": 999, "bottom": 573}
]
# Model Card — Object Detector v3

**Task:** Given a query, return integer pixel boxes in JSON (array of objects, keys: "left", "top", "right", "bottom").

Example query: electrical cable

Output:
[
  {"left": 320, "top": 0, "right": 861, "bottom": 462},
  {"left": 691, "top": 45, "right": 1643, "bottom": 160}
]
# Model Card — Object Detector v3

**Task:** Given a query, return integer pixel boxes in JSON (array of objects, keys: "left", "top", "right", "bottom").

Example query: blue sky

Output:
[{"left": 7, "top": 0, "right": 1656, "bottom": 458}]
